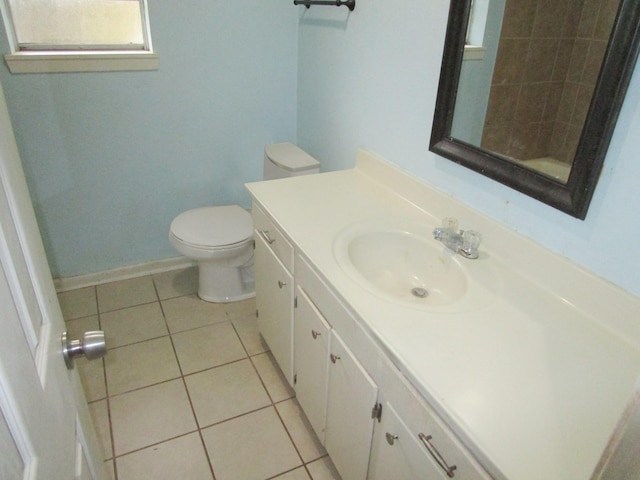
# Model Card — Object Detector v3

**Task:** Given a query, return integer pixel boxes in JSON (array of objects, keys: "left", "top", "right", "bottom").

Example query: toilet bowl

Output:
[
  {"left": 169, "top": 143, "right": 320, "bottom": 303},
  {"left": 169, "top": 205, "right": 254, "bottom": 303}
]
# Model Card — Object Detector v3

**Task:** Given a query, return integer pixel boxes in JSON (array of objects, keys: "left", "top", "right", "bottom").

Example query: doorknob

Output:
[{"left": 61, "top": 330, "right": 107, "bottom": 370}]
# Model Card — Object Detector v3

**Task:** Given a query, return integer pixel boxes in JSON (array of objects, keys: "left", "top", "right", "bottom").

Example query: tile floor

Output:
[{"left": 58, "top": 267, "right": 342, "bottom": 480}]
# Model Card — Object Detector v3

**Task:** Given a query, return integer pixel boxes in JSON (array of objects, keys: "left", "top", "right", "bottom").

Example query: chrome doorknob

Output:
[{"left": 61, "top": 330, "right": 107, "bottom": 370}]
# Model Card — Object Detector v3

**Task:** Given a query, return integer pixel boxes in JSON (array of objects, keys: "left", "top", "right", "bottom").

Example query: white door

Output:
[
  {"left": 325, "top": 331, "right": 378, "bottom": 480},
  {"left": 0, "top": 82, "right": 107, "bottom": 480}
]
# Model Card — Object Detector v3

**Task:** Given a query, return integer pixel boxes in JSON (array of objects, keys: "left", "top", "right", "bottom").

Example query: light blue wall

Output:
[
  {"left": 297, "top": 0, "right": 640, "bottom": 297},
  {"left": 0, "top": 1, "right": 299, "bottom": 277},
  {"left": 2, "top": 0, "right": 640, "bottom": 299}
]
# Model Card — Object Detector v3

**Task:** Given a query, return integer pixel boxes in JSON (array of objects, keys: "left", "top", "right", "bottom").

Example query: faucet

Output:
[{"left": 433, "top": 217, "right": 481, "bottom": 259}]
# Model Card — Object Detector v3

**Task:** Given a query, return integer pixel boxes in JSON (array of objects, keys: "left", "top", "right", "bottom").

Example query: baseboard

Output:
[{"left": 53, "top": 256, "right": 196, "bottom": 292}]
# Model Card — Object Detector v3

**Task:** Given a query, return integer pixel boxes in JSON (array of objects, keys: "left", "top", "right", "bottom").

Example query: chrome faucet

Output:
[{"left": 433, "top": 217, "right": 481, "bottom": 259}]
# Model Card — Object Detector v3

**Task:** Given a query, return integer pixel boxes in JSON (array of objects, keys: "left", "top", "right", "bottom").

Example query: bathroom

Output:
[{"left": 0, "top": 0, "right": 639, "bottom": 479}]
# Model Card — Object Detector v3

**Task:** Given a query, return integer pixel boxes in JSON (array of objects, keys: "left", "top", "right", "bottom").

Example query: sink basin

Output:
[{"left": 333, "top": 221, "right": 471, "bottom": 309}]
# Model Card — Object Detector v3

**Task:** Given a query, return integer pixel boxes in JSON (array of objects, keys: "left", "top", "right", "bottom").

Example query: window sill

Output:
[
  {"left": 463, "top": 45, "right": 486, "bottom": 61},
  {"left": 4, "top": 51, "right": 159, "bottom": 74}
]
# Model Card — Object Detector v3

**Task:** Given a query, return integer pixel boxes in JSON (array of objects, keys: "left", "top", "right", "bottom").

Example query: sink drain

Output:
[{"left": 411, "top": 287, "right": 428, "bottom": 298}]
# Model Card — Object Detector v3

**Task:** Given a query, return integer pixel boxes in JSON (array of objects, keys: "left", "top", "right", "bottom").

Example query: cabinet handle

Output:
[
  {"left": 330, "top": 353, "right": 341, "bottom": 363},
  {"left": 385, "top": 432, "right": 399, "bottom": 446},
  {"left": 311, "top": 330, "right": 321, "bottom": 339},
  {"left": 278, "top": 280, "right": 287, "bottom": 289},
  {"left": 418, "top": 433, "right": 457, "bottom": 478},
  {"left": 259, "top": 230, "right": 275, "bottom": 244}
]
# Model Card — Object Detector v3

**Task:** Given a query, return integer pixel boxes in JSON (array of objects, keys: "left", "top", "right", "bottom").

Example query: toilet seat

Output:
[{"left": 170, "top": 205, "right": 252, "bottom": 248}]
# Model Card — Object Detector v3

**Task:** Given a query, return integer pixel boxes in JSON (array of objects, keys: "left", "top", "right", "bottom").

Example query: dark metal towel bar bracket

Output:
[{"left": 293, "top": 0, "right": 356, "bottom": 11}]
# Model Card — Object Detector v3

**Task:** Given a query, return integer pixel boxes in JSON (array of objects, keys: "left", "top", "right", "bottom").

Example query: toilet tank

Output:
[{"left": 263, "top": 142, "right": 320, "bottom": 180}]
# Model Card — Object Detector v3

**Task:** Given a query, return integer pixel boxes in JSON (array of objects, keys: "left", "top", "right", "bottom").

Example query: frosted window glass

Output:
[{"left": 7, "top": 0, "right": 144, "bottom": 48}]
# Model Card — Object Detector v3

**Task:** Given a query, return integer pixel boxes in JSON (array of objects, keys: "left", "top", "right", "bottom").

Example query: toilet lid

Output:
[{"left": 170, "top": 205, "right": 253, "bottom": 247}]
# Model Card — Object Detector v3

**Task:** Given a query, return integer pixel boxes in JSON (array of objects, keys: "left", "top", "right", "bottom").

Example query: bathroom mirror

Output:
[{"left": 430, "top": 0, "right": 640, "bottom": 219}]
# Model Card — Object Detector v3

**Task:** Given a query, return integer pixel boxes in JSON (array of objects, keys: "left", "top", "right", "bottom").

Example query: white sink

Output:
[{"left": 333, "top": 220, "right": 498, "bottom": 311}]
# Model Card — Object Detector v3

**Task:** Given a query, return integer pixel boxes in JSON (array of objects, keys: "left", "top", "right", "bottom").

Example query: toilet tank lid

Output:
[
  {"left": 265, "top": 142, "right": 319, "bottom": 172},
  {"left": 170, "top": 205, "right": 252, "bottom": 247}
]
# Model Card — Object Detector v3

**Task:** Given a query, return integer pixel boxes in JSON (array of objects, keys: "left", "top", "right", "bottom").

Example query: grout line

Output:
[
  {"left": 158, "top": 283, "right": 218, "bottom": 480},
  {"left": 98, "top": 313, "right": 119, "bottom": 480}
]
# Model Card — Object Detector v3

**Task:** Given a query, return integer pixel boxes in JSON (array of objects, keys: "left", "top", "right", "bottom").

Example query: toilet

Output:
[{"left": 169, "top": 143, "right": 320, "bottom": 303}]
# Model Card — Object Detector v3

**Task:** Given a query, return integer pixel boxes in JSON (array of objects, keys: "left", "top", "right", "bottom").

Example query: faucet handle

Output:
[
  {"left": 441, "top": 217, "right": 459, "bottom": 232},
  {"left": 461, "top": 230, "right": 482, "bottom": 258}
]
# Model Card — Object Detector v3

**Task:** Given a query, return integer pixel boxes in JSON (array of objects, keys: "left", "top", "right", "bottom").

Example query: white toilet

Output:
[{"left": 169, "top": 143, "right": 320, "bottom": 303}]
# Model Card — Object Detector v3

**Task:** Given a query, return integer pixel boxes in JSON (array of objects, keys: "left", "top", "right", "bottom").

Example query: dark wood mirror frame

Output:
[{"left": 430, "top": 0, "right": 640, "bottom": 219}]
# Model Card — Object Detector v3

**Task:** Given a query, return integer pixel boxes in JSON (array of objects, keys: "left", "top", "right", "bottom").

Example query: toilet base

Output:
[{"left": 197, "top": 259, "right": 255, "bottom": 303}]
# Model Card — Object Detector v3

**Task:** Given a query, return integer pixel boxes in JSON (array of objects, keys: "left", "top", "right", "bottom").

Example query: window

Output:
[
  {"left": 464, "top": 0, "right": 488, "bottom": 60},
  {"left": 1, "top": 0, "right": 158, "bottom": 73}
]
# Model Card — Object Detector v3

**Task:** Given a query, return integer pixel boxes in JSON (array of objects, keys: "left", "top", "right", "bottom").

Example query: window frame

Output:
[{"left": 0, "top": 0, "right": 158, "bottom": 73}]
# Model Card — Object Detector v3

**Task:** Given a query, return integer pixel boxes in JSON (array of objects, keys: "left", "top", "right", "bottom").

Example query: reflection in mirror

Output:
[
  {"left": 431, "top": 0, "right": 640, "bottom": 218},
  {"left": 452, "top": 0, "right": 620, "bottom": 183}
]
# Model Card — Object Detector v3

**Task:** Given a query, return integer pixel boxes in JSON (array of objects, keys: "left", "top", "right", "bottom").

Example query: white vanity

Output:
[{"left": 246, "top": 149, "right": 640, "bottom": 480}]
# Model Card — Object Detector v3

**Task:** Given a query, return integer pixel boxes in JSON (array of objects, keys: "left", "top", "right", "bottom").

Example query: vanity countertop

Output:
[{"left": 246, "top": 150, "right": 640, "bottom": 480}]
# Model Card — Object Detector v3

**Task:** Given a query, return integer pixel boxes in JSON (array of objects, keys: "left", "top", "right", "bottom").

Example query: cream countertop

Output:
[{"left": 246, "top": 150, "right": 640, "bottom": 480}]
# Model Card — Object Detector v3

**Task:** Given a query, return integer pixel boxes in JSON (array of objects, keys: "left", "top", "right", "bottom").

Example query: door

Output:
[
  {"left": 0, "top": 82, "right": 107, "bottom": 479},
  {"left": 325, "top": 331, "right": 378, "bottom": 480},
  {"left": 254, "top": 229, "right": 294, "bottom": 385},
  {"left": 293, "top": 286, "right": 331, "bottom": 443}
]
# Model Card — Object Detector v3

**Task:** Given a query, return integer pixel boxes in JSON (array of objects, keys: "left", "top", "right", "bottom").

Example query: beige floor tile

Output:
[
  {"left": 306, "top": 457, "right": 342, "bottom": 480},
  {"left": 97, "top": 276, "right": 157, "bottom": 313},
  {"left": 105, "top": 337, "right": 180, "bottom": 396},
  {"left": 88, "top": 400, "right": 112, "bottom": 460},
  {"left": 172, "top": 322, "right": 246, "bottom": 374},
  {"left": 162, "top": 295, "right": 227, "bottom": 334},
  {"left": 231, "top": 312, "right": 268, "bottom": 356},
  {"left": 58, "top": 287, "right": 97, "bottom": 320},
  {"left": 224, "top": 297, "right": 256, "bottom": 320},
  {"left": 116, "top": 432, "right": 212, "bottom": 480},
  {"left": 276, "top": 399, "right": 326, "bottom": 463},
  {"left": 273, "top": 467, "right": 312, "bottom": 480},
  {"left": 105, "top": 460, "right": 115, "bottom": 480},
  {"left": 252, "top": 352, "right": 295, "bottom": 402},
  {"left": 185, "top": 359, "right": 271, "bottom": 428},
  {"left": 100, "top": 302, "right": 168, "bottom": 348},
  {"left": 152, "top": 267, "right": 198, "bottom": 300},
  {"left": 110, "top": 379, "right": 196, "bottom": 455},
  {"left": 77, "top": 357, "right": 106, "bottom": 402},
  {"left": 202, "top": 407, "right": 301, "bottom": 480}
]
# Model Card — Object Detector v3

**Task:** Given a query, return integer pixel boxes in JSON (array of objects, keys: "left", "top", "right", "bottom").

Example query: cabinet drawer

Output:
[
  {"left": 252, "top": 202, "right": 293, "bottom": 271},
  {"left": 370, "top": 402, "right": 449, "bottom": 480},
  {"left": 415, "top": 403, "right": 492, "bottom": 480},
  {"left": 383, "top": 383, "right": 492, "bottom": 480}
]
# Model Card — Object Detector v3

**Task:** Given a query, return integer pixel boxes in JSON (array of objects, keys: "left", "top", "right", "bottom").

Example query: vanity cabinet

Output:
[
  {"left": 253, "top": 204, "right": 295, "bottom": 386},
  {"left": 295, "top": 256, "right": 379, "bottom": 480},
  {"left": 253, "top": 205, "right": 493, "bottom": 480}
]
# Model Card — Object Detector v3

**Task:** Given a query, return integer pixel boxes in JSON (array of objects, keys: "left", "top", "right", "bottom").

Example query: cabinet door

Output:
[
  {"left": 294, "top": 286, "right": 331, "bottom": 444},
  {"left": 255, "top": 230, "right": 294, "bottom": 385},
  {"left": 325, "top": 331, "right": 378, "bottom": 480},
  {"left": 369, "top": 402, "right": 449, "bottom": 480}
]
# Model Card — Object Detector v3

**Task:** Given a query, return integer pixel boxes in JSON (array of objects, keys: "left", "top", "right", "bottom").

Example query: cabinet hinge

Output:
[
  {"left": 294, "top": 296, "right": 298, "bottom": 308},
  {"left": 371, "top": 402, "right": 383, "bottom": 422},
  {"left": 256, "top": 309, "right": 259, "bottom": 318},
  {"left": 293, "top": 373, "right": 297, "bottom": 385}
]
